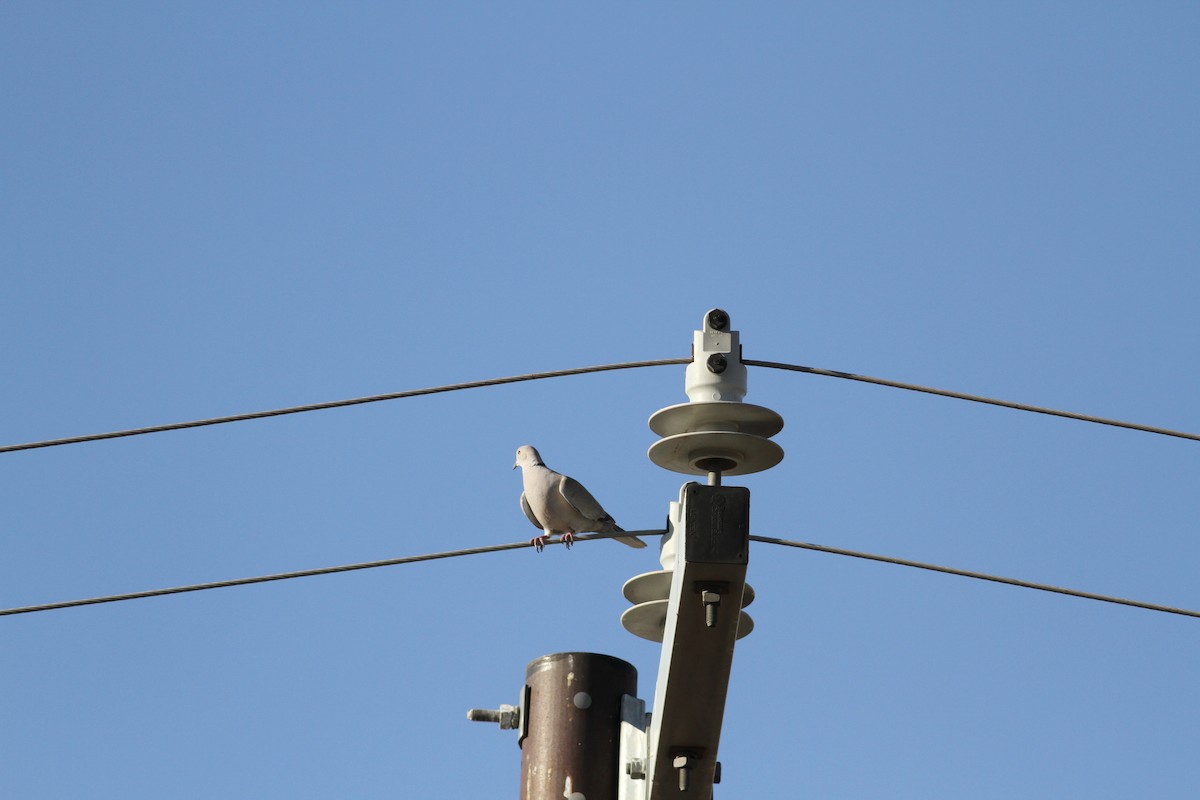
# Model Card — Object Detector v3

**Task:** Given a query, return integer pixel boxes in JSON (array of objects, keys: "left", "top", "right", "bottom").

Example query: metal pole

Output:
[{"left": 520, "top": 652, "right": 638, "bottom": 800}]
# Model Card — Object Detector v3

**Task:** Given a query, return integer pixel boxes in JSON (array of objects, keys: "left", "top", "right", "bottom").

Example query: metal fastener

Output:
[
  {"left": 466, "top": 703, "right": 519, "bottom": 730},
  {"left": 673, "top": 755, "right": 693, "bottom": 791},
  {"left": 701, "top": 590, "right": 722, "bottom": 627},
  {"left": 706, "top": 309, "right": 730, "bottom": 331}
]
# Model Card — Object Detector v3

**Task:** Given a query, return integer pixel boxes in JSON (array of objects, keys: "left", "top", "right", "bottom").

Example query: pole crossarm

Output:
[{"left": 647, "top": 484, "right": 750, "bottom": 799}]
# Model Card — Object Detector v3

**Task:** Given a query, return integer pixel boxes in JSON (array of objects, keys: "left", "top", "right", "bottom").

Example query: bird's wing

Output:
[
  {"left": 520, "top": 493, "right": 543, "bottom": 529},
  {"left": 558, "top": 475, "right": 610, "bottom": 523},
  {"left": 559, "top": 475, "right": 647, "bottom": 548}
]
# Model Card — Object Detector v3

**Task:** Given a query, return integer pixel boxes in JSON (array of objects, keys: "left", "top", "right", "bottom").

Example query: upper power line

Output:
[
  {"left": 2, "top": 357, "right": 1196, "bottom": 455},
  {"left": 747, "top": 360, "right": 1200, "bottom": 442},
  {"left": 0, "top": 359, "right": 688, "bottom": 454}
]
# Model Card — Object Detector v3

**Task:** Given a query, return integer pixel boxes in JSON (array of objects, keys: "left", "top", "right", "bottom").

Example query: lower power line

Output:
[
  {"left": 752, "top": 534, "right": 1200, "bottom": 619},
  {"left": 0, "top": 531, "right": 664, "bottom": 617},
  {"left": 4, "top": 531, "right": 1194, "bottom": 620}
]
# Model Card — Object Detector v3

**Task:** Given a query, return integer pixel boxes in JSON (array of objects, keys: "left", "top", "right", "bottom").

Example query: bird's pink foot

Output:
[
  {"left": 561, "top": 532, "right": 575, "bottom": 550},
  {"left": 530, "top": 535, "right": 548, "bottom": 553}
]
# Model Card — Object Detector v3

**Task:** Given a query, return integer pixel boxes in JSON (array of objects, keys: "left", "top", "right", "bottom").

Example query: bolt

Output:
[
  {"left": 706, "top": 353, "right": 727, "bottom": 374},
  {"left": 673, "top": 755, "right": 693, "bottom": 791},
  {"left": 466, "top": 703, "right": 519, "bottom": 730},
  {"left": 701, "top": 590, "right": 722, "bottom": 627},
  {"left": 626, "top": 758, "right": 647, "bottom": 780},
  {"left": 706, "top": 309, "right": 730, "bottom": 331}
]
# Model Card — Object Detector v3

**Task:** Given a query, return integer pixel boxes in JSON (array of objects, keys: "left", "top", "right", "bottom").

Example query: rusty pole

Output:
[{"left": 519, "top": 652, "right": 637, "bottom": 800}]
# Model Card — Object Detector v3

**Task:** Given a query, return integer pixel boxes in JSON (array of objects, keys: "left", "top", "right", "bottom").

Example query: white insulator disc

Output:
[
  {"left": 648, "top": 401, "right": 784, "bottom": 438},
  {"left": 622, "top": 570, "right": 755, "bottom": 607},
  {"left": 621, "top": 602, "right": 755, "bottom": 642},
  {"left": 648, "top": 431, "right": 784, "bottom": 476}
]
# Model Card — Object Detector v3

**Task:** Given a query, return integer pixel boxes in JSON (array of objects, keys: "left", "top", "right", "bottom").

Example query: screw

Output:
[{"left": 706, "top": 353, "right": 727, "bottom": 374}]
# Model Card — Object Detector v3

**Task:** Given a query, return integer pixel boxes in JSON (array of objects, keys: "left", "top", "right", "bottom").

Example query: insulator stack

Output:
[
  {"left": 622, "top": 309, "right": 782, "bottom": 643},
  {"left": 646, "top": 308, "right": 784, "bottom": 477}
]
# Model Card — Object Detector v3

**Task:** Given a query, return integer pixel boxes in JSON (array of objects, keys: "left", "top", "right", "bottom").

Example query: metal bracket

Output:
[
  {"left": 618, "top": 695, "right": 649, "bottom": 800},
  {"left": 645, "top": 484, "right": 750, "bottom": 798}
]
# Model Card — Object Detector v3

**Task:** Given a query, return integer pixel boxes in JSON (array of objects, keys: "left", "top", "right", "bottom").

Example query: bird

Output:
[{"left": 513, "top": 445, "right": 647, "bottom": 552}]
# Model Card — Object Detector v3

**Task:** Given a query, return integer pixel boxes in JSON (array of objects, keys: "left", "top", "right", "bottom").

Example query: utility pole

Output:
[
  {"left": 469, "top": 310, "right": 784, "bottom": 800},
  {"left": 528, "top": 653, "right": 638, "bottom": 800}
]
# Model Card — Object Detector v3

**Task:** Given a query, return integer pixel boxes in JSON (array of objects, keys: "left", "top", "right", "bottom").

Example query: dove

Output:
[{"left": 513, "top": 445, "right": 647, "bottom": 552}]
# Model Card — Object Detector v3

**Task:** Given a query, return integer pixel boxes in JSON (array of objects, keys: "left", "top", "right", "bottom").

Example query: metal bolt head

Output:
[
  {"left": 706, "top": 353, "right": 727, "bottom": 374},
  {"left": 706, "top": 308, "right": 730, "bottom": 331}
]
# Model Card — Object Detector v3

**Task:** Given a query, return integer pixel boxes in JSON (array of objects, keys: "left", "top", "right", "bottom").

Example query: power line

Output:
[
  {"left": 0, "top": 530, "right": 667, "bottom": 617},
  {"left": 751, "top": 534, "right": 1200, "bottom": 619},
  {"left": 5, "top": 356, "right": 1196, "bottom": 455},
  {"left": 0, "top": 359, "right": 690, "bottom": 454},
  {"left": 7, "top": 529, "right": 1194, "bottom": 620},
  {"left": 746, "top": 359, "right": 1200, "bottom": 442}
]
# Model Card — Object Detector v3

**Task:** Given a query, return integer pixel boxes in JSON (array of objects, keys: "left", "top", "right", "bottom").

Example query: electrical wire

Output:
[
  {"left": 5, "top": 356, "right": 1197, "bottom": 454},
  {"left": 745, "top": 359, "right": 1200, "bottom": 442},
  {"left": 0, "top": 359, "right": 690, "bottom": 454},
  {"left": 0, "top": 530, "right": 667, "bottom": 617},
  {"left": 6, "top": 530, "right": 1195, "bottom": 620},
  {"left": 750, "top": 534, "right": 1200, "bottom": 619}
]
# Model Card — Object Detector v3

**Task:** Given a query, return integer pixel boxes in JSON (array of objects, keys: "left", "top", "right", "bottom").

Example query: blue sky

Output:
[{"left": 2, "top": 4, "right": 1198, "bottom": 797}]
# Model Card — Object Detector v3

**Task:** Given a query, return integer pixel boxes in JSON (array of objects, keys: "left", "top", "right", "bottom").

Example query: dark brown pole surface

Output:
[{"left": 520, "top": 652, "right": 637, "bottom": 800}]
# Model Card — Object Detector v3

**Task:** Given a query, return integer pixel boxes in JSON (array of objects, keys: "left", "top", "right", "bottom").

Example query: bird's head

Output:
[{"left": 513, "top": 445, "right": 544, "bottom": 470}]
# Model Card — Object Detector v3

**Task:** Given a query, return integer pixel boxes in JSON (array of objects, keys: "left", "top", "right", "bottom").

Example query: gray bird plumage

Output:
[{"left": 513, "top": 445, "right": 646, "bottom": 551}]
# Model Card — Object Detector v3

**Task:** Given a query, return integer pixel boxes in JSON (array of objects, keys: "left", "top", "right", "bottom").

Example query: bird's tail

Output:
[
  {"left": 599, "top": 521, "right": 647, "bottom": 548},
  {"left": 611, "top": 526, "right": 647, "bottom": 549}
]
